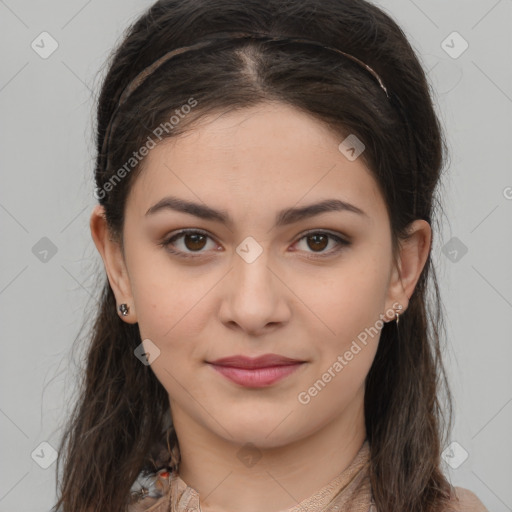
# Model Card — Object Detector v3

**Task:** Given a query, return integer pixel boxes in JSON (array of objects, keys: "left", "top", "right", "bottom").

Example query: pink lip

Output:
[
  {"left": 206, "top": 354, "right": 305, "bottom": 388},
  {"left": 208, "top": 363, "right": 304, "bottom": 387},
  {"left": 208, "top": 354, "right": 303, "bottom": 368}
]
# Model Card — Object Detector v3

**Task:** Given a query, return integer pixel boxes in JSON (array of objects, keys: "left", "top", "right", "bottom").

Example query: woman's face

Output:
[{"left": 92, "top": 101, "right": 429, "bottom": 449}]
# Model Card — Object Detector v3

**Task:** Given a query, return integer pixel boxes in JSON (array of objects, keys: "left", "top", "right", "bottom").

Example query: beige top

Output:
[{"left": 128, "top": 440, "right": 489, "bottom": 512}]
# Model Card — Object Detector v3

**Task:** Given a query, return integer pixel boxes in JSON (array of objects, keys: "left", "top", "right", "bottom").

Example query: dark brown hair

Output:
[{"left": 53, "top": 0, "right": 455, "bottom": 510}]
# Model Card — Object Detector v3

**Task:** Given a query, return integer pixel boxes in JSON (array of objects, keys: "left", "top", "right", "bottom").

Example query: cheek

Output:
[
  {"left": 132, "top": 269, "right": 214, "bottom": 398},
  {"left": 295, "top": 258, "right": 389, "bottom": 397},
  {"left": 295, "top": 348, "right": 373, "bottom": 433},
  {"left": 302, "top": 257, "right": 389, "bottom": 337},
  {"left": 124, "top": 238, "right": 215, "bottom": 337},
  {"left": 297, "top": 268, "right": 385, "bottom": 413},
  {"left": 134, "top": 272, "right": 215, "bottom": 344}
]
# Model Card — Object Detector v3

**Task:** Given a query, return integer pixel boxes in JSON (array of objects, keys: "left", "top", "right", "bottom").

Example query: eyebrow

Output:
[{"left": 145, "top": 195, "right": 368, "bottom": 227}]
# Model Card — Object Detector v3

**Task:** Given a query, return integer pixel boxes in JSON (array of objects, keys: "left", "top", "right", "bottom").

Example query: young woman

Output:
[{"left": 53, "top": 1, "right": 489, "bottom": 511}]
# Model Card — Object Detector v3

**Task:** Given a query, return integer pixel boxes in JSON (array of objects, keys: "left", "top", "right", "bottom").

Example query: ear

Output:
[
  {"left": 89, "top": 204, "right": 138, "bottom": 324},
  {"left": 384, "top": 219, "right": 432, "bottom": 321}
]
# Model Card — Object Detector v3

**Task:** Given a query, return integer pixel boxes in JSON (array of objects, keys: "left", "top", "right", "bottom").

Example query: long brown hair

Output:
[{"left": 53, "top": 0, "right": 454, "bottom": 510}]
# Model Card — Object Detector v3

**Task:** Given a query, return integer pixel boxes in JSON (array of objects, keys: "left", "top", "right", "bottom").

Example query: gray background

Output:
[{"left": 1, "top": 0, "right": 511, "bottom": 510}]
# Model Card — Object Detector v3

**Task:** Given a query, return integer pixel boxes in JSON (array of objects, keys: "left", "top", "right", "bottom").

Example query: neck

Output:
[{"left": 172, "top": 391, "right": 367, "bottom": 512}]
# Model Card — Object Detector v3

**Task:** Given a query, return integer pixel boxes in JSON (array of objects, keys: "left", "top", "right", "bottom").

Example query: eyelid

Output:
[
  {"left": 160, "top": 228, "right": 351, "bottom": 259},
  {"left": 291, "top": 229, "right": 351, "bottom": 259},
  {"left": 160, "top": 228, "right": 219, "bottom": 258},
  {"left": 295, "top": 228, "right": 350, "bottom": 242}
]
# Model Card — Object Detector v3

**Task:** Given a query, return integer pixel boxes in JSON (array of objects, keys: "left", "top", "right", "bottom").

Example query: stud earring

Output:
[{"left": 118, "top": 303, "right": 130, "bottom": 317}]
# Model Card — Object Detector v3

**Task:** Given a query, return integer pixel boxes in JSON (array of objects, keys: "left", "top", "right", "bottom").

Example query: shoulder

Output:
[{"left": 448, "top": 486, "right": 489, "bottom": 512}]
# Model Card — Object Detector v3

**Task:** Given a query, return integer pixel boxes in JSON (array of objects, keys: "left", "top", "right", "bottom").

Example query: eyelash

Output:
[{"left": 159, "top": 229, "right": 351, "bottom": 260}]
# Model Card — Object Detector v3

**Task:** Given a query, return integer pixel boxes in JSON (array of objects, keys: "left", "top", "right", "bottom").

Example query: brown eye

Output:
[
  {"left": 294, "top": 231, "right": 351, "bottom": 258},
  {"left": 160, "top": 229, "right": 218, "bottom": 258},
  {"left": 306, "top": 233, "right": 329, "bottom": 252},
  {"left": 183, "top": 233, "right": 207, "bottom": 251}
]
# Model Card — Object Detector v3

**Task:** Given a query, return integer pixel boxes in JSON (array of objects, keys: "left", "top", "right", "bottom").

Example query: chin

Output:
[{"left": 213, "top": 417, "right": 307, "bottom": 450}]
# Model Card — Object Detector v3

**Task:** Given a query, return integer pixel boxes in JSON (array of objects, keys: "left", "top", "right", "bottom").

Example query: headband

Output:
[
  {"left": 120, "top": 32, "right": 389, "bottom": 104},
  {"left": 99, "top": 31, "right": 417, "bottom": 217},
  {"left": 100, "top": 31, "right": 390, "bottom": 167}
]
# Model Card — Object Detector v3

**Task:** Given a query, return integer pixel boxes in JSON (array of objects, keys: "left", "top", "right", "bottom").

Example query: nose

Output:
[{"left": 218, "top": 245, "right": 291, "bottom": 336}]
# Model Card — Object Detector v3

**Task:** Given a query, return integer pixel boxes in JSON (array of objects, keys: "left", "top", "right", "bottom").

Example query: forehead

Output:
[{"left": 126, "top": 102, "right": 387, "bottom": 226}]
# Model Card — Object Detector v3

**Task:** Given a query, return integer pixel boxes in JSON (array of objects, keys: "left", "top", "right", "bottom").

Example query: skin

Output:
[{"left": 90, "top": 101, "right": 431, "bottom": 512}]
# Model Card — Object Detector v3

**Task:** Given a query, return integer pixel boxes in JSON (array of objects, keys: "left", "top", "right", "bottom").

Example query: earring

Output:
[
  {"left": 395, "top": 304, "right": 403, "bottom": 325},
  {"left": 118, "top": 303, "right": 130, "bottom": 317}
]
